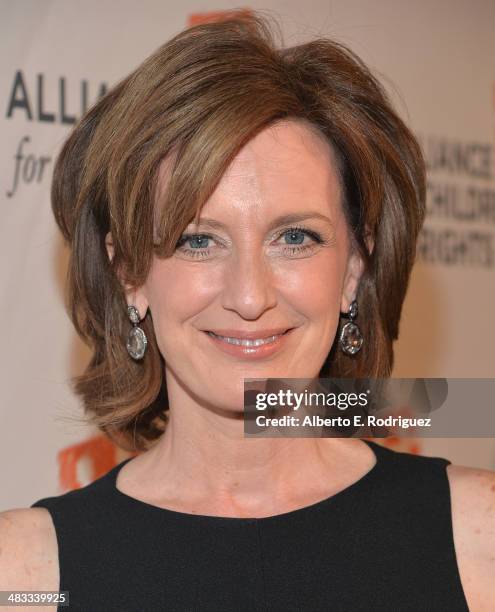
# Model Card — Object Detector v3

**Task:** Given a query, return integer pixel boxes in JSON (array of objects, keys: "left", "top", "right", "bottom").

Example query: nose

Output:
[{"left": 220, "top": 246, "right": 278, "bottom": 320}]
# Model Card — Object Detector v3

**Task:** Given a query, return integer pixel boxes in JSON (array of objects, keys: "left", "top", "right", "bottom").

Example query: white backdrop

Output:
[{"left": 1, "top": 0, "right": 494, "bottom": 509}]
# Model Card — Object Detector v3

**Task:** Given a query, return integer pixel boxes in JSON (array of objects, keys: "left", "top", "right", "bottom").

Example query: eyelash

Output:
[{"left": 175, "top": 226, "right": 325, "bottom": 259}]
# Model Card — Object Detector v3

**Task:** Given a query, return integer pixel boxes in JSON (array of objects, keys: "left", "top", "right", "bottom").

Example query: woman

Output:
[{"left": 1, "top": 12, "right": 493, "bottom": 611}]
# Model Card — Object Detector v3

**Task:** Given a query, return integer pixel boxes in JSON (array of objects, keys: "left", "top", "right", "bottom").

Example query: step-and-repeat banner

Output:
[{"left": 1, "top": 0, "right": 494, "bottom": 509}]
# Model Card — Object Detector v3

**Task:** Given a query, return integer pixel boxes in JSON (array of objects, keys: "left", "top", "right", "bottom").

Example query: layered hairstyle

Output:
[{"left": 52, "top": 11, "right": 426, "bottom": 451}]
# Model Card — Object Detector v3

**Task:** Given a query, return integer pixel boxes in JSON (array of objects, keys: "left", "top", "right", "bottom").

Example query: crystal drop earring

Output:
[
  {"left": 339, "top": 299, "right": 364, "bottom": 355},
  {"left": 126, "top": 305, "right": 148, "bottom": 360}
]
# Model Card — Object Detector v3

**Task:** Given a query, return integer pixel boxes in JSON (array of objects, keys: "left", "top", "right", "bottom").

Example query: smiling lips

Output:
[{"left": 203, "top": 327, "right": 294, "bottom": 359}]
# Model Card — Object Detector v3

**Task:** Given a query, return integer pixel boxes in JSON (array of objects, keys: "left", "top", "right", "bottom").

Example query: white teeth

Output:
[{"left": 208, "top": 332, "right": 281, "bottom": 346}]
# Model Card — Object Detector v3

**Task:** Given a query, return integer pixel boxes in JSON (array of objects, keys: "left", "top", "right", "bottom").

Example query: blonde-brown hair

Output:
[{"left": 52, "top": 12, "right": 426, "bottom": 451}]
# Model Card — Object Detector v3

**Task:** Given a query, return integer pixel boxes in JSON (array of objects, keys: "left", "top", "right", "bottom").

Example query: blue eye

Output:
[
  {"left": 278, "top": 227, "right": 323, "bottom": 256},
  {"left": 175, "top": 234, "right": 213, "bottom": 258},
  {"left": 184, "top": 235, "right": 211, "bottom": 249},
  {"left": 283, "top": 229, "right": 306, "bottom": 245}
]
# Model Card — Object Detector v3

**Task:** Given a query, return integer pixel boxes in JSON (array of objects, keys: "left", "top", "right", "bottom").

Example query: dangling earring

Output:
[
  {"left": 126, "top": 305, "right": 148, "bottom": 360},
  {"left": 339, "top": 299, "right": 363, "bottom": 355}
]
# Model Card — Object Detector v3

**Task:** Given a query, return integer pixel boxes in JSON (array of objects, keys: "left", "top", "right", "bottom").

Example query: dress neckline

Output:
[{"left": 109, "top": 439, "right": 387, "bottom": 523}]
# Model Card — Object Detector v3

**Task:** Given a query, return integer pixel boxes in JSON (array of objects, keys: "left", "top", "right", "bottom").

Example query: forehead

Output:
[
  {"left": 227, "top": 118, "right": 338, "bottom": 173},
  {"left": 158, "top": 118, "right": 343, "bottom": 227}
]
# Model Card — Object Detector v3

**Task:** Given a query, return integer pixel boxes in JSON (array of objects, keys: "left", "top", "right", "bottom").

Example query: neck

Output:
[{"left": 136, "top": 391, "right": 369, "bottom": 516}]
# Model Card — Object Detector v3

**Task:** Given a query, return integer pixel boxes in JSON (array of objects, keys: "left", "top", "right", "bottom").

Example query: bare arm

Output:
[
  {"left": 448, "top": 464, "right": 495, "bottom": 611},
  {"left": 0, "top": 508, "right": 59, "bottom": 611}
]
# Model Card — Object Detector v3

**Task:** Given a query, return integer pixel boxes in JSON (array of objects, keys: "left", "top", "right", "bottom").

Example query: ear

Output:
[
  {"left": 105, "top": 232, "right": 149, "bottom": 319},
  {"left": 340, "top": 249, "right": 365, "bottom": 314}
]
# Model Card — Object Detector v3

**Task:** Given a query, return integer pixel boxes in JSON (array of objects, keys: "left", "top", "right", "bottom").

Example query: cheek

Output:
[
  {"left": 144, "top": 260, "right": 219, "bottom": 349},
  {"left": 275, "top": 252, "right": 346, "bottom": 318}
]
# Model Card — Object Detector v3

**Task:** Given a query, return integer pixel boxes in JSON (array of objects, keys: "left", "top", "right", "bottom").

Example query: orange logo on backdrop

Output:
[
  {"left": 57, "top": 435, "right": 137, "bottom": 491},
  {"left": 188, "top": 8, "right": 252, "bottom": 26},
  {"left": 379, "top": 437, "right": 421, "bottom": 455}
]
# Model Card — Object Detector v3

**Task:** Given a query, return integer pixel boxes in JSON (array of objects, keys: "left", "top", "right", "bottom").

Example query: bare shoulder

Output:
[
  {"left": 0, "top": 508, "right": 59, "bottom": 592},
  {"left": 446, "top": 463, "right": 495, "bottom": 611}
]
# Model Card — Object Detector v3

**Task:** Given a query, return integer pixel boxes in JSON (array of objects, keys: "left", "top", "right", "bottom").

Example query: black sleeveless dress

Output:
[{"left": 31, "top": 440, "right": 469, "bottom": 611}]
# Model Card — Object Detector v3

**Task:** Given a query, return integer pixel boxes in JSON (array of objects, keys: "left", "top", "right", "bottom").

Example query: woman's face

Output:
[{"left": 133, "top": 119, "right": 363, "bottom": 413}]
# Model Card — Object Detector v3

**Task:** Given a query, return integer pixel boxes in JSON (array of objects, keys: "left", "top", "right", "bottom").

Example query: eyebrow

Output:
[{"left": 188, "top": 212, "right": 334, "bottom": 232}]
